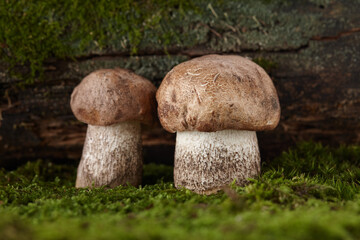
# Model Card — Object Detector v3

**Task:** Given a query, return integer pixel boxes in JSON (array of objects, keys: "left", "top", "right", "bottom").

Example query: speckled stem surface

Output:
[
  {"left": 76, "top": 122, "right": 142, "bottom": 188},
  {"left": 174, "top": 130, "right": 260, "bottom": 195}
]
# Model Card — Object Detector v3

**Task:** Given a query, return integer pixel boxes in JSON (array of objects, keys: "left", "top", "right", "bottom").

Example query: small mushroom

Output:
[
  {"left": 156, "top": 54, "right": 280, "bottom": 194},
  {"left": 71, "top": 68, "right": 157, "bottom": 188}
]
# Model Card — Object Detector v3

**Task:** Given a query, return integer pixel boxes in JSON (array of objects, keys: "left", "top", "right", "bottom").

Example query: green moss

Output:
[
  {"left": 1, "top": 0, "right": 330, "bottom": 84},
  {"left": 142, "top": 163, "right": 173, "bottom": 185},
  {"left": 1, "top": 142, "right": 360, "bottom": 239},
  {"left": 268, "top": 142, "right": 360, "bottom": 200},
  {"left": 0, "top": 0, "right": 200, "bottom": 83},
  {"left": 253, "top": 57, "right": 278, "bottom": 72}
]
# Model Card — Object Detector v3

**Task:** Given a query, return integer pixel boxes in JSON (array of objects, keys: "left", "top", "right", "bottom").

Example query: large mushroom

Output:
[
  {"left": 71, "top": 68, "right": 157, "bottom": 188},
  {"left": 156, "top": 54, "right": 280, "bottom": 194}
]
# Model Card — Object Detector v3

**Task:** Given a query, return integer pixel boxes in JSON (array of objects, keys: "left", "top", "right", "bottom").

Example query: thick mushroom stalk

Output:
[
  {"left": 156, "top": 54, "right": 280, "bottom": 194},
  {"left": 76, "top": 122, "right": 142, "bottom": 188},
  {"left": 71, "top": 68, "right": 157, "bottom": 188},
  {"left": 174, "top": 130, "right": 260, "bottom": 194}
]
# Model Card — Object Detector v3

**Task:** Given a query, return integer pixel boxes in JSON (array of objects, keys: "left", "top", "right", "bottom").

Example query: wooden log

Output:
[{"left": 1, "top": 0, "right": 360, "bottom": 167}]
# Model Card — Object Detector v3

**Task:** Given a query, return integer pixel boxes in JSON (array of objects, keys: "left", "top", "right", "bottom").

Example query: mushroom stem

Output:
[
  {"left": 174, "top": 130, "right": 260, "bottom": 194},
  {"left": 76, "top": 121, "right": 142, "bottom": 188}
]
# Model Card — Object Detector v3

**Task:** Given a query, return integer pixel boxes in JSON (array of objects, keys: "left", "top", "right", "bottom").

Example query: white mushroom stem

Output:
[
  {"left": 76, "top": 121, "right": 142, "bottom": 188},
  {"left": 174, "top": 130, "right": 260, "bottom": 195}
]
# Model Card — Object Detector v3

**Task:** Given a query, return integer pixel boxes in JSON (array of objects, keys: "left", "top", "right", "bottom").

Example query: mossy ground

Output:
[{"left": 1, "top": 142, "right": 360, "bottom": 239}]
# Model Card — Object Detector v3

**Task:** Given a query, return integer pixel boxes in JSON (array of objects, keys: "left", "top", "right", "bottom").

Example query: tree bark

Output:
[{"left": 1, "top": 0, "right": 360, "bottom": 167}]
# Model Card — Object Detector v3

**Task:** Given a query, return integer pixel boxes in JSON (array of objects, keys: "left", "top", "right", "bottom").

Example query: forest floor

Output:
[{"left": 1, "top": 142, "right": 360, "bottom": 240}]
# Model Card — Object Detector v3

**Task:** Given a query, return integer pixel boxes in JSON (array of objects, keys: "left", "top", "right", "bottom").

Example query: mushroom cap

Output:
[
  {"left": 156, "top": 54, "right": 280, "bottom": 132},
  {"left": 71, "top": 68, "right": 157, "bottom": 126}
]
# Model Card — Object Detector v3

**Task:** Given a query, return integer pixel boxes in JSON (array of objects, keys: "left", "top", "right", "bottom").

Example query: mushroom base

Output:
[
  {"left": 76, "top": 122, "right": 142, "bottom": 188},
  {"left": 174, "top": 130, "right": 260, "bottom": 195}
]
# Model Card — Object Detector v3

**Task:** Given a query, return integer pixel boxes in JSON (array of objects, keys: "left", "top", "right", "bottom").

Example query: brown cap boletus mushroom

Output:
[
  {"left": 156, "top": 54, "right": 280, "bottom": 194},
  {"left": 71, "top": 68, "right": 157, "bottom": 188}
]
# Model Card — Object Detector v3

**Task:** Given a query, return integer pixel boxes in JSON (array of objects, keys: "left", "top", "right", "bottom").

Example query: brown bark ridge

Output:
[{"left": 1, "top": 1, "right": 360, "bottom": 167}]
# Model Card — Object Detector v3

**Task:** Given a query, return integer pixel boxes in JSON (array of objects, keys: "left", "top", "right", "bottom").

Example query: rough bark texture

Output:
[
  {"left": 174, "top": 130, "right": 260, "bottom": 194},
  {"left": 1, "top": 1, "right": 360, "bottom": 167},
  {"left": 76, "top": 122, "right": 142, "bottom": 188}
]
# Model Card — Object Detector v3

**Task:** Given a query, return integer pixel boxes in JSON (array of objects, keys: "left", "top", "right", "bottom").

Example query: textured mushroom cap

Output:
[
  {"left": 156, "top": 54, "right": 280, "bottom": 132},
  {"left": 71, "top": 68, "right": 157, "bottom": 126}
]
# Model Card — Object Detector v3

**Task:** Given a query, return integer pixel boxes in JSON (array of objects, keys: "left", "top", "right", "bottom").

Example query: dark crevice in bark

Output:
[
  {"left": 311, "top": 28, "right": 360, "bottom": 41},
  {"left": 68, "top": 44, "right": 311, "bottom": 63}
]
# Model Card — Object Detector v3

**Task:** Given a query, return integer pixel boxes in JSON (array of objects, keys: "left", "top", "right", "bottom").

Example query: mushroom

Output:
[
  {"left": 71, "top": 68, "right": 157, "bottom": 188},
  {"left": 156, "top": 54, "right": 280, "bottom": 194}
]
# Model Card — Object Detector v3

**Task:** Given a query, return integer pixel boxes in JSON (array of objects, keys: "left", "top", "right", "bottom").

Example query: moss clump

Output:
[
  {"left": 268, "top": 142, "right": 360, "bottom": 200},
  {"left": 2, "top": 0, "right": 329, "bottom": 84},
  {"left": 142, "top": 163, "right": 174, "bottom": 185},
  {"left": 1, "top": 142, "right": 360, "bottom": 239},
  {"left": 0, "top": 0, "right": 200, "bottom": 83}
]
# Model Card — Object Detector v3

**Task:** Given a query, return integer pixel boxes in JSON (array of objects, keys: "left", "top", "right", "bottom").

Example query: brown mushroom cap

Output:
[
  {"left": 71, "top": 68, "right": 157, "bottom": 126},
  {"left": 156, "top": 54, "right": 280, "bottom": 133}
]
